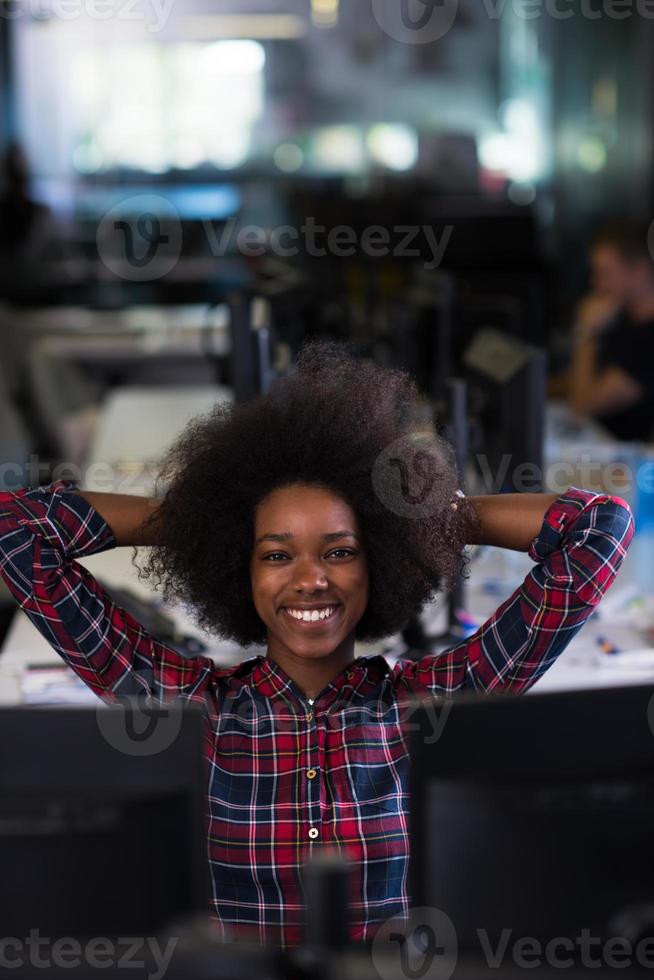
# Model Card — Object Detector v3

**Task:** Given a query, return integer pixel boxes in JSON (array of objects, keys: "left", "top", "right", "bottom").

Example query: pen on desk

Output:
[{"left": 596, "top": 635, "right": 622, "bottom": 656}]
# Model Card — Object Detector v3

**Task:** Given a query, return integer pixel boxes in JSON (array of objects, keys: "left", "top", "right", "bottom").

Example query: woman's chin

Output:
[
  {"left": 286, "top": 640, "right": 342, "bottom": 659},
  {"left": 267, "top": 628, "right": 347, "bottom": 660}
]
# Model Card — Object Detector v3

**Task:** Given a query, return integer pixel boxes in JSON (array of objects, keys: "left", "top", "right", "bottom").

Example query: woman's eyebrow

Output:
[{"left": 255, "top": 530, "right": 360, "bottom": 546}]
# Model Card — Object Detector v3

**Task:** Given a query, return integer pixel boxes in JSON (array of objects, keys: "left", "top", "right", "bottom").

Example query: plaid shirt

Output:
[{"left": 0, "top": 482, "right": 634, "bottom": 947}]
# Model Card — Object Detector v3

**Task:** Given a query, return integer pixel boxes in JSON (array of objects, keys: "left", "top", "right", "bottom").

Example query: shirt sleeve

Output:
[
  {"left": 395, "top": 486, "right": 635, "bottom": 696},
  {"left": 0, "top": 480, "right": 216, "bottom": 703}
]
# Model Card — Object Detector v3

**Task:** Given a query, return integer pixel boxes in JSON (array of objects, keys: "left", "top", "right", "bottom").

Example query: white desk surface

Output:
[
  {"left": 85, "top": 385, "right": 233, "bottom": 493},
  {"left": 462, "top": 532, "right": 654, "bottom": 695}
]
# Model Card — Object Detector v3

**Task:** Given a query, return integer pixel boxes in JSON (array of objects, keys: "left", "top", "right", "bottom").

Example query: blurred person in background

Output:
[
  {"left": 0, "top": 143, "right": 53, "bottom": 256},
  {"left": 568, "top": 222, "right": 654, "bottom": 441},
  {"left": 0, "top": 142, "right": 71, "bottom": 303}
]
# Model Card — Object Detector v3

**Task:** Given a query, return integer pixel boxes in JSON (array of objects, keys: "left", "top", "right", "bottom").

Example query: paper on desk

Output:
[
  {"left": 20, "top": 665, "right": 98, "bottom": 706},
  {"left": 596, "top": 649, "right": 654, "bottom": 672}
]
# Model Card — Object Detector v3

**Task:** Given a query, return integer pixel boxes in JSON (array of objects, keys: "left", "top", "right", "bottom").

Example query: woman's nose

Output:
[{"left": 291, "top": 557, "right": 328, "bottom": 591}]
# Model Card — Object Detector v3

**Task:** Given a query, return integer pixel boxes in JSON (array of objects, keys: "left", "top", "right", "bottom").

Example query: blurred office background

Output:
[
  {"left": 1, "top": 0, "right": 654, "bottom": 677},
  {"left": 3, "top": 8, "right": 654, "bottom": 963}
]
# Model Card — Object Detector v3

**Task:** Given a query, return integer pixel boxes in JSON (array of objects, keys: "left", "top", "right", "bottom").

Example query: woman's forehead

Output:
[{"left": 255, "top": 485, "right": 359, "bottom": 530}]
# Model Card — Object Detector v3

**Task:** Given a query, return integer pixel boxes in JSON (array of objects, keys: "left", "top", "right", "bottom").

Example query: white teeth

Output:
[{"left": 285, "top": 606, "right": 337, "bottom": 622}]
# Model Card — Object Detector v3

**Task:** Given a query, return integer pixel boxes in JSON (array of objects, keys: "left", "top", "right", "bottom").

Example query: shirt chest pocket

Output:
[
  {"left": 323, "top": 715, "right": 410, "bottom": 817},
  {"left": 209, "top": 761, "right": 307, "bottom": 818},
  {"left": 208, "top": 743, "right": 276, "bottom": 813},
  {"left": 325, "top": 754, "right": 409, "bottom": 818},
  {"left": 321, "top": 762, "right": 410, "bottom": 875}
]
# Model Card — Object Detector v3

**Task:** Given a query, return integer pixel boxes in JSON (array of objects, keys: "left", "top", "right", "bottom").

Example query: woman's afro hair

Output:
[{"left": 138, "top": 340, "right": 479, "bottom": 647}]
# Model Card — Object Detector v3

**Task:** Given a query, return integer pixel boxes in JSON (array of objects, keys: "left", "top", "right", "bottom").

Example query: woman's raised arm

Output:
[
  {"left": 76, "top": 491, "right": 162, "bottom": 547},
  {"left": 399, "top": 487, "right": 634, "bottom": 695},
  {"left": 466, "top": 492, "right": 561, "bottom": 552},
  {"left": 0, "top": 481, "right": 215, "bottom": 703}
]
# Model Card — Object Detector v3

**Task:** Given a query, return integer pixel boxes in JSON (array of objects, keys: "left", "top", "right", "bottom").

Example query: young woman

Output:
[{"left": 0, "top": 342, "right": 634, "bottom": 949}]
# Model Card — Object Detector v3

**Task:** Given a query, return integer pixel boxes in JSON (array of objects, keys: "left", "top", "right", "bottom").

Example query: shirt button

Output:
[
  {"left": 307, "top": 768, "right": 317, "bottom": 780},
  {"left": 306, "top": 711, "right": 314, "bottom": 722},
  {"left": 308, "top": 827, "right": 319, "bottom": 840}
]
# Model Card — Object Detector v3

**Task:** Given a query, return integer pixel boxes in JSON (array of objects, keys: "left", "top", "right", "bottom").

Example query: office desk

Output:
[
  {"left": 543, "top": 400, "right": 648, "bottom": 513},
  {"left": 84, "top": 384, "right": 233, "bottom": 493},
  {"left": 19, "top": 304, "right": 230, "bottom": 358},
  {"left": 464, "top": 531, "right": 654, "bottom": 694},
  {"left": 23, "top": 305, "right": 230, "bottom": 418}
]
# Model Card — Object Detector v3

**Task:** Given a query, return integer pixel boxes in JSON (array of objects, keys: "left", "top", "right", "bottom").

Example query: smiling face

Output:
[{"left": 249, "top": 484, "right": 369, "bottom": 668}]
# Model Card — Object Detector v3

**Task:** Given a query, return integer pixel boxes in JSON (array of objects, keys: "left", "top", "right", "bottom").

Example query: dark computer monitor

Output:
[
  {"left": 390, "top": 273, "right": 456, "bottom": 404},
  {"left": 409, "top": 684, "right": 654, "bottom": 959},
  {"left": 0, "top": 704, "right": 208, "bottom": 939},
  {"left": 464, "top": 328, "right": 547, "bottom": 494},
  {"left": 228, "top": 294, "right": 277, "bottom": 403},
  {"left": 402, "top": 376, "right": 470, "bottom": 656}
]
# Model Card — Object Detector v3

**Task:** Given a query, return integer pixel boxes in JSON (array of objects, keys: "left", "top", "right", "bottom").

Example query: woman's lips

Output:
[{"left": 281, "top": 606, "right": 342, "bottom": 628}]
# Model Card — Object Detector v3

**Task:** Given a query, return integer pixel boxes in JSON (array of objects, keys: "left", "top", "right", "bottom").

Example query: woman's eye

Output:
[{"left": 262, "top": 549, "right": 356, "bottom": 561}]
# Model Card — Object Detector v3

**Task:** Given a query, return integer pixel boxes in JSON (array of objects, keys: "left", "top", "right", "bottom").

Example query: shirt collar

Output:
[{"left": 224, "top": 653, "right": 389, "bottom": 710}]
